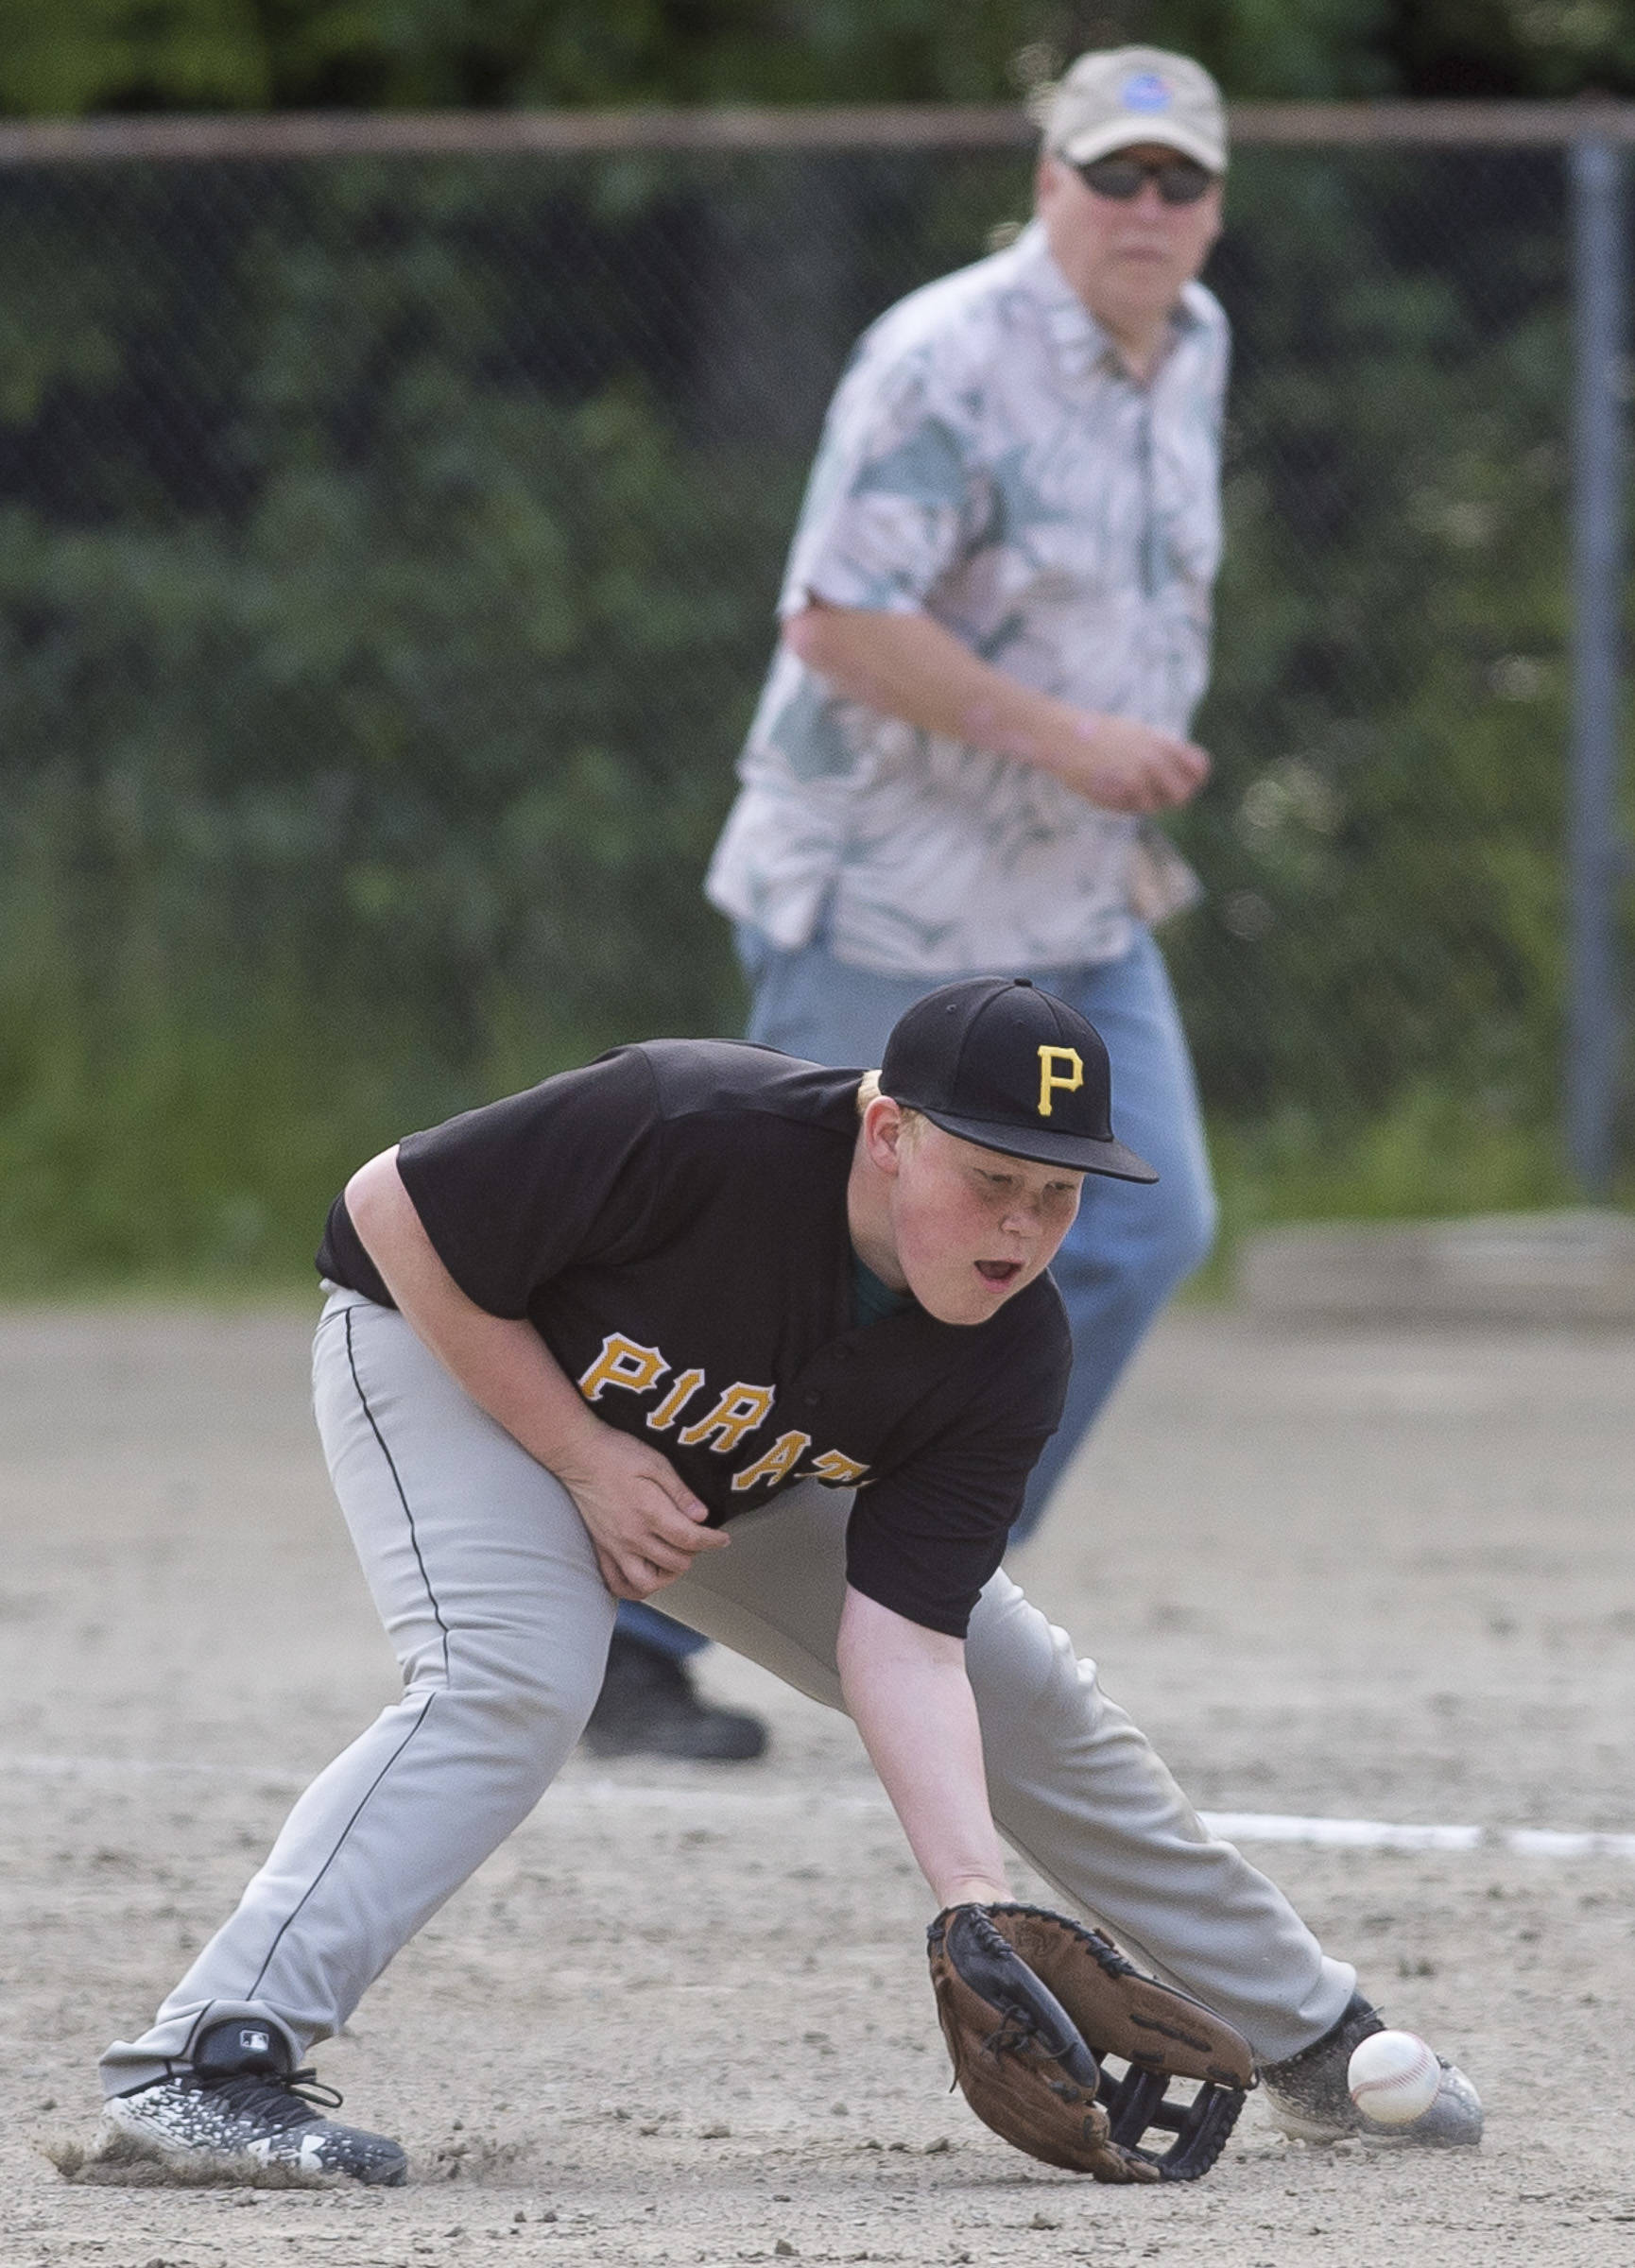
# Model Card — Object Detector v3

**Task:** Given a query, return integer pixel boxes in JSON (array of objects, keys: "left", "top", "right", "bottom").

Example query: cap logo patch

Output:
[
  {"left": 1121, "top": 71, "right": 1172, "bottom": 112},
  {"left": 1036, "top": 1045, "right": 1085, "bottom": 1118}
]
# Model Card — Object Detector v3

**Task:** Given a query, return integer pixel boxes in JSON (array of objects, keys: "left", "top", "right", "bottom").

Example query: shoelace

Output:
[{"left": 188, "top": 2066, "right": 345, "bottom": 2130}]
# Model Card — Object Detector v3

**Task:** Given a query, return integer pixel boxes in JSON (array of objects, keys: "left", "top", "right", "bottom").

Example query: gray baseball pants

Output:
[{"left": 100, "top": 1287, "right": 1353, "bottom": 2096}]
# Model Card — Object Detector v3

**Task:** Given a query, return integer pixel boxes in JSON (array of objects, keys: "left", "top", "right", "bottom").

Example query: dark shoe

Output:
[
  {"left": 583, "top": 1631, "right": 768, "bottom": 1761},
  {"left": 99, "top": 2019, "right": 407, "bottom": 2185},
  {"left": 1260, "top": 1993, "right": 1482, "bottom": 2147}
]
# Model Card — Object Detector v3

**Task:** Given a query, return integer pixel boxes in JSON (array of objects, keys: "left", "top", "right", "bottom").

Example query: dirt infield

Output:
[{"left": 1, "top": 1303, "right": 1632, "bottom": 2267}]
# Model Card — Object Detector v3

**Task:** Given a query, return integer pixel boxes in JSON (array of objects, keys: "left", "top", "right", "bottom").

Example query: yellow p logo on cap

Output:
[{"left": 1036, "top": 1044, "right": 1084, "bottom": 1118}]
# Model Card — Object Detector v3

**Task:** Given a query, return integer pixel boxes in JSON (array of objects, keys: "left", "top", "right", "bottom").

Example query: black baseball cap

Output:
[{"left": 879, "top": 977, "right": 1159, "bottom": 1182}]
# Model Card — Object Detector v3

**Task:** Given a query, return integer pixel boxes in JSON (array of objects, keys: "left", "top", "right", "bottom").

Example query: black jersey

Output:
[{"left": 318, "top": 1040, "right": 1070, "bottom": 1637}]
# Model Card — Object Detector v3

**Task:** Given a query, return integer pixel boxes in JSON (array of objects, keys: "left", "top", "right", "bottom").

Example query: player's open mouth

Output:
[{"left": 975, "top": 1260, "right": 1022, "bottom": 1285}]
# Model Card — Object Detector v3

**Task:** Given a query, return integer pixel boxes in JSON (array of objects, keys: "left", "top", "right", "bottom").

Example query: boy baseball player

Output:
[{"left": 95, "top": 979, "right": 1480, "bottom": 2181}]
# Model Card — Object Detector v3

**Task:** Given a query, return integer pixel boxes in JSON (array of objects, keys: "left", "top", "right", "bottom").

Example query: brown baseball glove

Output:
[{"left": 926, "top": 1902, "right": 1255, "bottom": 2181}]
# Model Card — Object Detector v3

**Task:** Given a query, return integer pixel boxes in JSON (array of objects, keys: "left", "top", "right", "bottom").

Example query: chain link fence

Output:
[{"left": 0, "top": 117, "right": 1625, "bottom": 1280}]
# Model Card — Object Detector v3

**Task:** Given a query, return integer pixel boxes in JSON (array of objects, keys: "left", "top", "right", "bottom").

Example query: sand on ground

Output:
[{"left": 1, "top": 1304, "right": 1632, "bottom": 2267}]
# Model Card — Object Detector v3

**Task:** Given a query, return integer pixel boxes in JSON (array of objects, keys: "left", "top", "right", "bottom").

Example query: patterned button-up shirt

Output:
[{"left": 706, "top": 220, "right": 1229, "bottom": 976}]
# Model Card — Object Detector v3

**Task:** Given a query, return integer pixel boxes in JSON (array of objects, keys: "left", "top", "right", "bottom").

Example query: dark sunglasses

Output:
[{"left": 1074, "top": 155, "right": 1215, "bottom": 206}]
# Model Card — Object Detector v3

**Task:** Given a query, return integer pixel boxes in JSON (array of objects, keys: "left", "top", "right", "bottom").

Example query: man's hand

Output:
[
  {"left": 550, "top": 1422, "right": 729, "bottom": 1601},
  {"left": 342, "top": 1152, "right": 731, "bottom": 1606},
  {"left": 1048, "top": 711, "right": 1210, "bottom": 815},
  {"left": 785, "top": 603, "right": 1208, "bottom": 816}
]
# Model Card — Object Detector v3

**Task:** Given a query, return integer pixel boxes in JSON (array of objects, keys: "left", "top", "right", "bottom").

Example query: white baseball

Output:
[{"left": 1347, "top": 2030, "right": 1440, "bottom": 2125}]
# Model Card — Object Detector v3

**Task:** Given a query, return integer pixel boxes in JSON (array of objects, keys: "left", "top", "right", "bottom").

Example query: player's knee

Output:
[{"left": 432, "top": 1626, "right": 605, "bottom": 1750}]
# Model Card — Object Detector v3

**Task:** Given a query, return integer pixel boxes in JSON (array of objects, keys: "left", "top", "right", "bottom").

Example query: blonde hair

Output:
[{"left": 855, "top": 1072, "right": 924, "bottom": 1136}]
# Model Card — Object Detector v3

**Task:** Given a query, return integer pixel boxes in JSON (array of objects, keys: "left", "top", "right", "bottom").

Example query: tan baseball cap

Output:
[{"left": 1041, "top": 46, "right": 1227, "bottom": 175}]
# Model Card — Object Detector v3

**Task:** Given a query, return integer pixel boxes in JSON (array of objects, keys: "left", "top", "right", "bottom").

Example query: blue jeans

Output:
[
  {"left": 739, "top": 923, "right": 1215, "bottom": 1541},
  {"left": 616, "top": 1597, "right": 709, "bottom": 1658}
]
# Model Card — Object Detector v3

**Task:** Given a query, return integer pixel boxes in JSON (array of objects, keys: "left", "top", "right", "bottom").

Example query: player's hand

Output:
[
  {"left": 1051, "top": 713, "right": 1210, "bottom": 814},
  {"left": 550, "top": 1421, "right": 729, "bottom": 1602}
]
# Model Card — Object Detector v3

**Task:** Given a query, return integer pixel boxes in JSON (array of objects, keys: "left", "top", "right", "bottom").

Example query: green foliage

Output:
[
  {"left": 1385, "top": 0, "right": 1635, "bottom": 99},
  {"left": 0, "top": 0, "right": 269, "bottom": 118},
  {"left": 0, "top": 142, "right": 1624, "bottom": 1291},
  {"left": 1170, "top": 146, "right": 1582, "bottom": 1146},
  {"left": 1184, "top": 1079, "right": 1576, "bottom": 1297},
  {"left": 0, "top": 156, "right": 808, "bottom": 1281},
  {"left": 1145, "top": 0, "right": 1396, "bottom": 97},
  {"left": 1213, "top": 1085, "right": 1575, "bottom": 1229},
  {"left": 1, "top": 0, "right": 1632, "bottom": 120}
]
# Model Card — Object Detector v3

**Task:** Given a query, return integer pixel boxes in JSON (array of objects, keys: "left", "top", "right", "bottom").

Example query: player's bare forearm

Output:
[
  {"left": 836, "top": 1584, "right": 1009, "bottom": 1910},
  {"left": 344, "top": 1150, "right": 727, "bottom": 1599},
  {"left": 783, "top": 599, "right": 1209, "bottom": 816},
  {"left": 345, "top": 1149, "right": 611, "bottom": 1468}
]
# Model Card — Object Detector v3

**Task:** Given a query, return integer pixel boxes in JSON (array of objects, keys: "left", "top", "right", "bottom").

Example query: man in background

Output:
[{"left": 603, "top": 46, "right": 1230, "bottom": 1754}]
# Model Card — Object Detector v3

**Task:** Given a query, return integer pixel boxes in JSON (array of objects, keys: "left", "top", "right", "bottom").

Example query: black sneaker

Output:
[
  {"left": 583, "top": 1631, "right": 768, "bottom": 1761},
  {"left": 99, "top": 2019, "right": 407, "bottom": 2185},
  {"left": 1260, "top": 1992, "right": 1482, "bottom": 2147}
]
